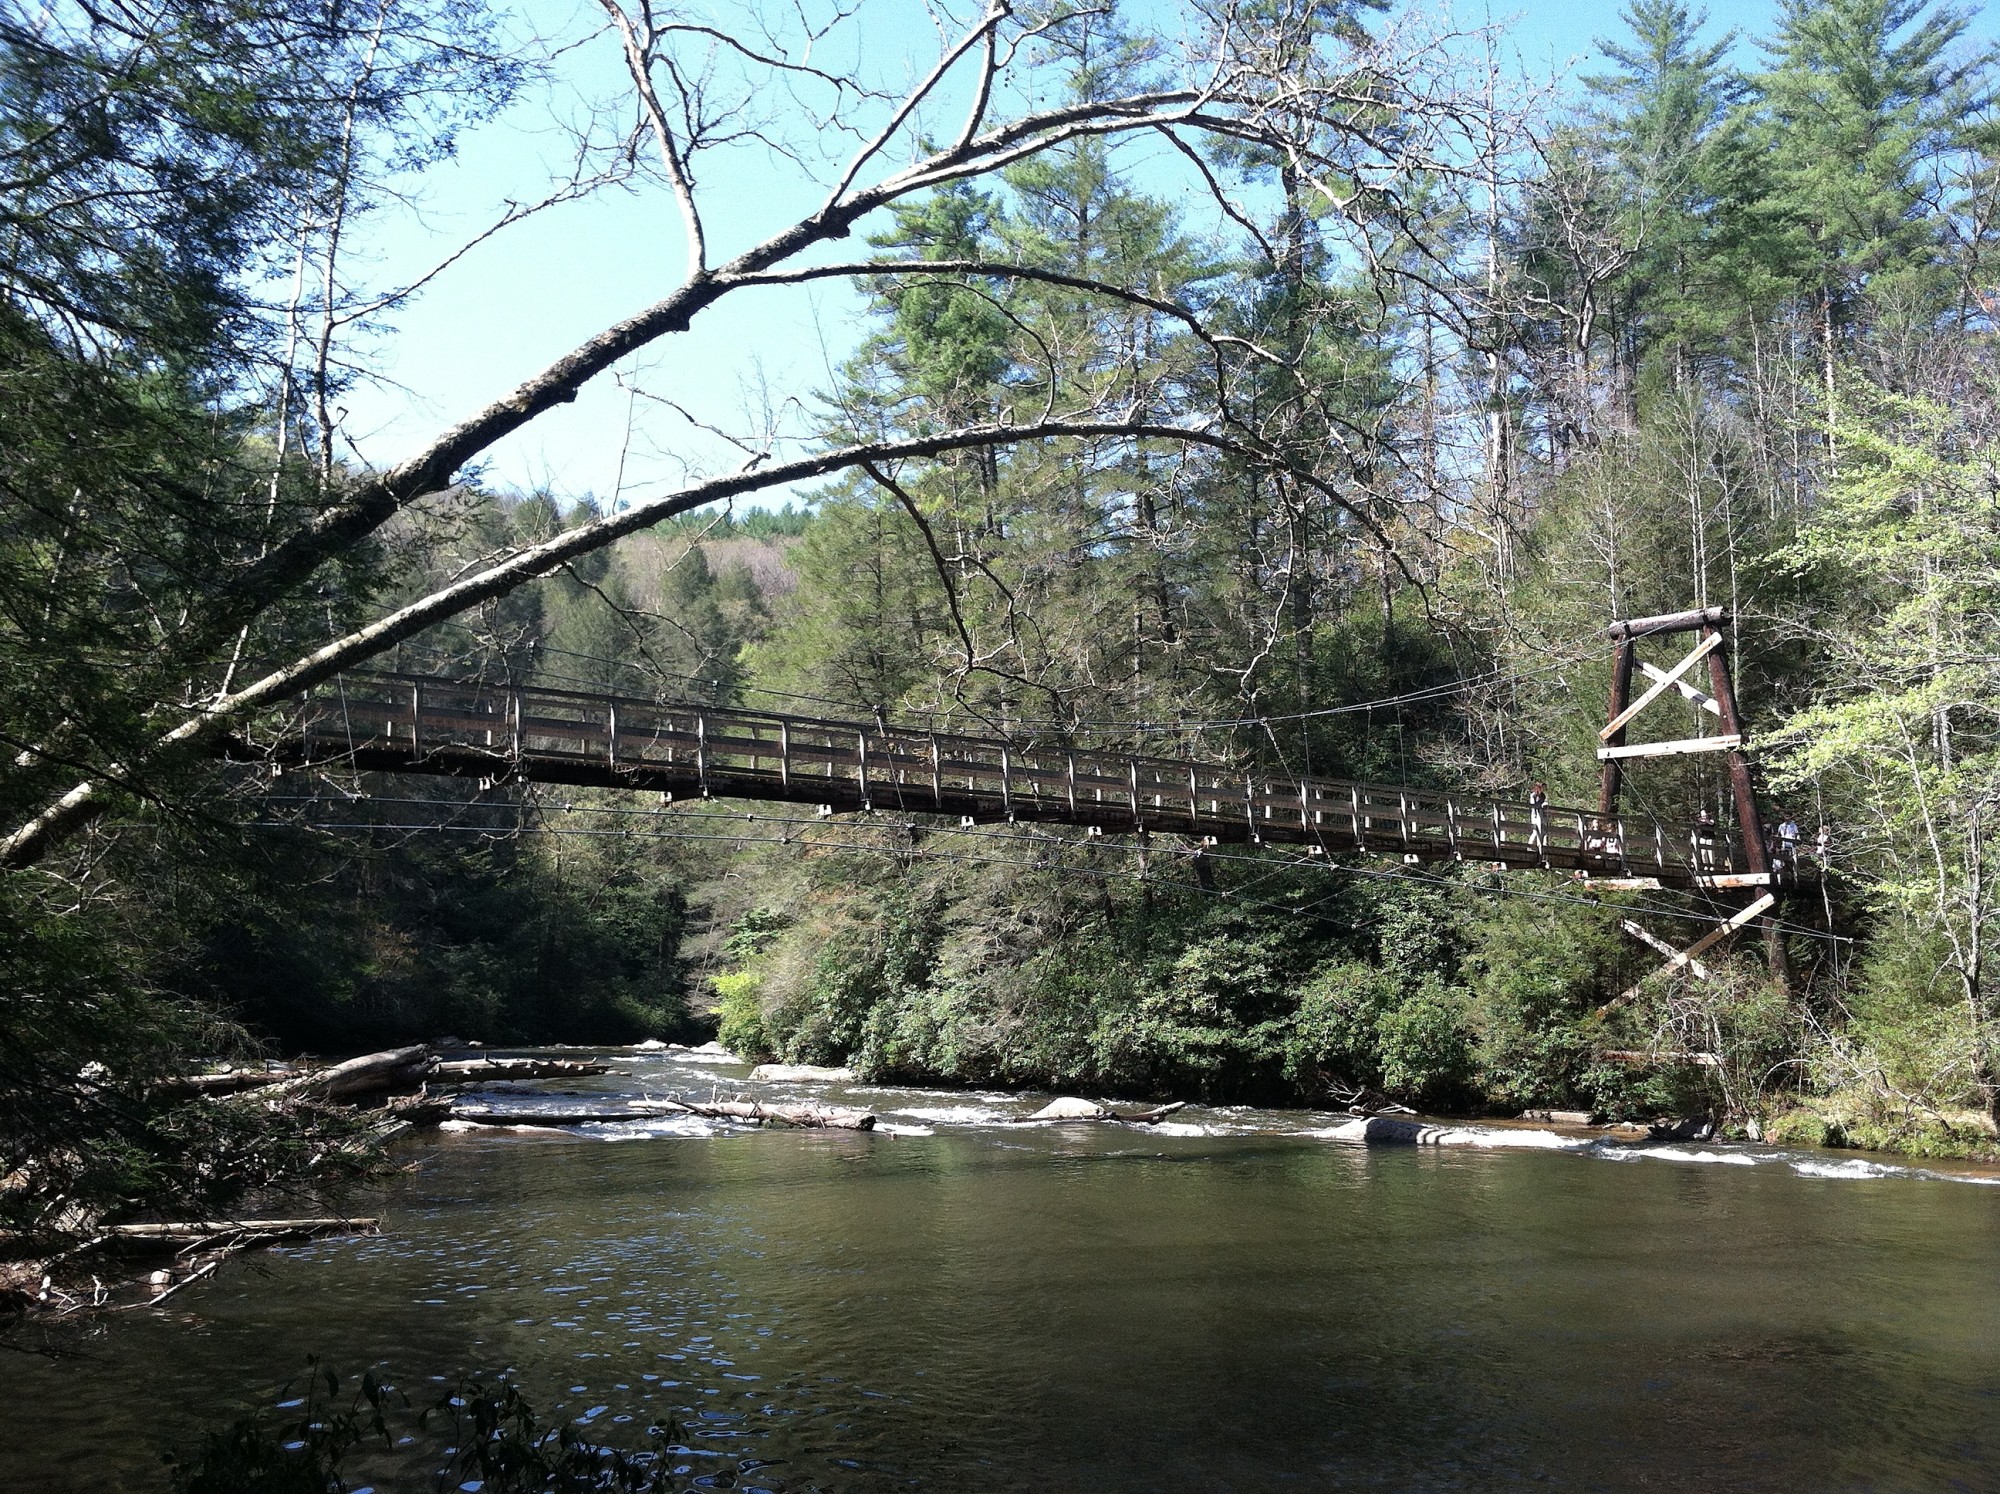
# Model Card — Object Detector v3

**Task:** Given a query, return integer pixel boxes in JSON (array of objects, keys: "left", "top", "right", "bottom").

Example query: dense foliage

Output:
[{"left": 688, "top": 0, "right": 2000, "bottom": 1147}]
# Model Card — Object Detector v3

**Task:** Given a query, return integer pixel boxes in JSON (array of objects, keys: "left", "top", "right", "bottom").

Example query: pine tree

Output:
[
  {"left": 1582, "top": 1, "right": 1751, "bottom": 396},
  {"left": 1747, "top": 0, "right": 1993, "bottom": 398}
]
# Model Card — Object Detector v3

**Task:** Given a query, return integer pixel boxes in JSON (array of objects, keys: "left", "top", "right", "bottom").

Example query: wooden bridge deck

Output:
[{"left": 264, "top": 672, "right": 1772, "bottom": 890}]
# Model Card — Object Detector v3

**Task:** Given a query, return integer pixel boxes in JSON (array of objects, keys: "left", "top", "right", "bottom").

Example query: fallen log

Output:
[
  {"left": 449, "top": 1096, "right": 877, "bottom": 1131},
  {"left": 1597, "top": 1049, "right": 1721, "bottom": 1068},
  {"left": 102, "top": 1218, "right": 380, "bottom": 1244},
  {"left": 158, "top": 1067, "right": 293, "bottom": 1098},
  {"left": 1122, "top": 1101, "right": 1187, "bottom": 1124},
  {"left": 747, "top": 1063, "right": 855, "bottom": 1083},
  {"left": 243, "top": 1045, "right": 436, "bottom": 1104},
  {"left": 450, "top": 1108, "right": 652, "bottom": 1126},
  {"left": 672, "top": 1097, "right": 876, "bottom": 1131},
  {"left": 364, "top": 1091, "right": 455, "bottom": 1142},
  {"left": 432, "top": 1058, "right": 611, "bottom": 1084}
]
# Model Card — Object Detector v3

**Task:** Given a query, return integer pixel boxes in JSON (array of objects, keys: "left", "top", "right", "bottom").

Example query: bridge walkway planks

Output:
[{"left": 260, "top": 671, "right": 1773, "bottom": 892}]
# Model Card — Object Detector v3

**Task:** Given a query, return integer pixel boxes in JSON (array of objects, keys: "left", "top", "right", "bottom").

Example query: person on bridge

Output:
[
  {"left": 1694, "top": 807, "right": 1718, "bottom": 872},
  {"left": 1528, "top": 781, "right": 1548, "bottom": 854},
  {"left": 1779, "top": 814, "right": 1800, "bottom": 870}
]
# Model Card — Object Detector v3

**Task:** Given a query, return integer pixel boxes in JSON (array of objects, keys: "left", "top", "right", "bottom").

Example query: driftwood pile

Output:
[
  {"left": 13, "top": 1045, "right": 900, "bottom": 1318},
  {"left": 4, "top": 1046, "right": 615, "bottom": 1314},
  {"left": 22, "top": 1218, "right": 383, "bottom": 1315}
]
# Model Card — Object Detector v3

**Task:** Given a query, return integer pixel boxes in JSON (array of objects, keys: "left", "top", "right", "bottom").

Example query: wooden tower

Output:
[{"left": 1595, "top": 605, "right": 1789, "bottom": 999}]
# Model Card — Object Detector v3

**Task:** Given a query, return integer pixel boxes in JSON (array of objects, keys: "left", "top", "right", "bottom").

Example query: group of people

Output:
[
  {"left": 1526, "top": 780, "right": 1830, "bottom": 875},
  {"left": 1692, "top": 807, "right": 1830, "bottom": 874}
]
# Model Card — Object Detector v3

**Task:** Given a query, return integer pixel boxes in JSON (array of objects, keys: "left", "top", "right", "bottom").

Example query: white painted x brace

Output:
[{"left": 1596, "top": 632, "right": 1739, "bottom": 761}]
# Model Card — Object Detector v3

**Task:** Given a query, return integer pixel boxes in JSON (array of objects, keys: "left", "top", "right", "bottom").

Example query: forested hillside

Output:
[{"left": 5, "top": 0, "right": 1999, "bottom": 1244}]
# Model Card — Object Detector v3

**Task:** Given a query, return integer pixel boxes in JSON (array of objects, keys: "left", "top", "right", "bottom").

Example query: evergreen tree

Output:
[
  {"left": 1583, "top": 1, "right": 1755, "bottom": 392},
  {"left": 1747, "top": 0, "right": 1993, "bottom": 391}
]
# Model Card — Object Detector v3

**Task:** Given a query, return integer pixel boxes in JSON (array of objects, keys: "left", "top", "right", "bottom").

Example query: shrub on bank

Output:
[
  {"left": 712, "top": 970, "right": 771, "bottom": 1060},
  {"left": 1764, "top": 1093, "right": 1999, "bottom": 1159}
]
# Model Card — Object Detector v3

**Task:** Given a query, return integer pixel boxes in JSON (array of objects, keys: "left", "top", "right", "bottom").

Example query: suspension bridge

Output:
[{"left": 250, "top": 607, "right": 1811, "bottom": 994}]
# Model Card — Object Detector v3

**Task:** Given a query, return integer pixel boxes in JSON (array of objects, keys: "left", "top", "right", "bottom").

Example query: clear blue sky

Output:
[{"left": 339, "top": 0, "right": 1990, "bottom": 509}]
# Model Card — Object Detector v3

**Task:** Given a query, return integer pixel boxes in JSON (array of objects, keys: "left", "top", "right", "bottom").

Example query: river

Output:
[{"left": 5, "top": 1047, "right": 2000, "bottom": 1491}]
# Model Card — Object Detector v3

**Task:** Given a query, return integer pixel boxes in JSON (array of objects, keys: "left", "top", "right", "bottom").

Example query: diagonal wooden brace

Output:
[
  {"left": 1598, "top": 894, "right": 1776, "bottom": 1016},
  {"left": 1620, "top": 919, "right": 1715, "bottom": 982},
  {"left": 1638, "top": 660, "right": 1722, "bottom": 717},
  {"left": 1600, "top": 632, "right": 1723, "bottom": 741}
]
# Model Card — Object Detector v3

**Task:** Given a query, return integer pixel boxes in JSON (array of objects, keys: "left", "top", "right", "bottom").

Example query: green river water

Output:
[{"left": 4, "top": 1049, "right": 1999, "bottom": 1491}]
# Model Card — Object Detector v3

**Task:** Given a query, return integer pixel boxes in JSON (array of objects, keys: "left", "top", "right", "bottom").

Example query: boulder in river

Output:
[
  {"left": 1030, "top": 1097, "right": 1116, "bottom": 1121},
  {"left": 1323, "top": 1116, "right": 1452, "bottom": 1144},
  {"left": 749, "top": 1063, "right": 855, "bottom": 1083}
]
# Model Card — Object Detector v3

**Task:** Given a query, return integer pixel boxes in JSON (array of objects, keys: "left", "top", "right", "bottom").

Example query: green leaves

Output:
[{"left": 1769, "top": 375, "right": 2000, "bottom": 1117}]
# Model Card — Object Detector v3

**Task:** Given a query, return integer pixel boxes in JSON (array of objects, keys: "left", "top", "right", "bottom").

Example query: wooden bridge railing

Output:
[{"left": 271, "top": 671, "right": 1749, "bottom": 887}]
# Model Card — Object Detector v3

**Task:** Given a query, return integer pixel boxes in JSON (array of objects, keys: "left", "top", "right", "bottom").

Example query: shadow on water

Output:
[{"left": 4, "top": 1106, "right": 1999, "bottom": 1491}]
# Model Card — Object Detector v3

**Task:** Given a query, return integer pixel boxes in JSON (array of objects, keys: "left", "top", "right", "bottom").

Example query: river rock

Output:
[
  {"left": 1030, "top": 1097, "right": 1116, "bottom": 1121},
  {"left": 1323, "top": 1116, "right": 1456, "bottom": 1144},
  {"left": 632, "top": 1038, "right": 670, "bottom": 1051},
  {"left": 749, "top": 1063, "right": 855, "bottom": 1083}
]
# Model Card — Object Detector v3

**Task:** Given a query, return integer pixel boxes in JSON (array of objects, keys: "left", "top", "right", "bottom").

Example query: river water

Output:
[{"left": 6, "top": 1047, "right": 2000, "bottom": 1492}]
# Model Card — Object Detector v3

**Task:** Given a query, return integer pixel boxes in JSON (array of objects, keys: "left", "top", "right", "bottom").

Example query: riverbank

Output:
[{"left": 1763, "top": 1095, "right": 2000, "bottom": 1161}]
